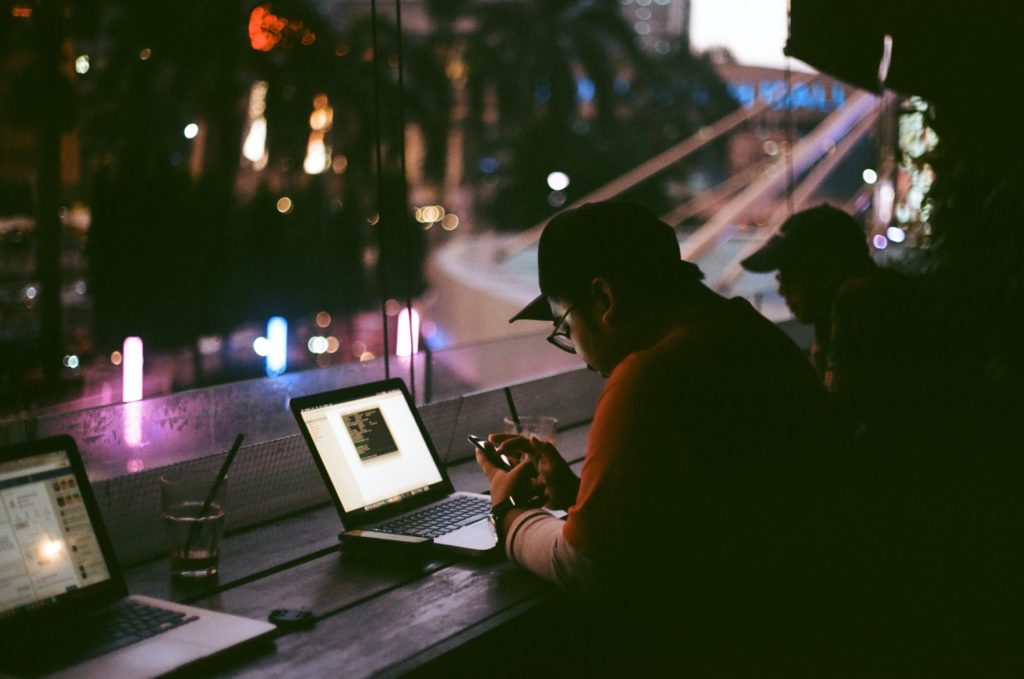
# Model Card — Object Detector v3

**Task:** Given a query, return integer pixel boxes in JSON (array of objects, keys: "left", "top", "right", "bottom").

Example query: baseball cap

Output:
[
  {"left": 741, "top": 204, "right": 869, "bottom": 273},
  {"left": 510, "top": 200, "right": 703, "bottom": 323}
]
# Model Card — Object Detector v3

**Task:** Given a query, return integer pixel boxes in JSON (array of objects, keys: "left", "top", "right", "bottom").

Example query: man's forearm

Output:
[{"left": 502, "top": 509, "right": 594, "bottom": 595}]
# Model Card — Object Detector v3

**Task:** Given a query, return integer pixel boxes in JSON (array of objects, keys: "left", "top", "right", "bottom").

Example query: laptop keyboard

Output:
[
  {"left": 375, "top": 495, "right": 491, "bottom": 538},
  {"left": 73, "top": 600, "right": 199, "bottom": 661},
  {"left": 6, "top": 599, "right": 199, "bottom": 674}
]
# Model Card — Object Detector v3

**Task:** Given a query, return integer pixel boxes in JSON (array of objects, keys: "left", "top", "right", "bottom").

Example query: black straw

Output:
[
  {"left": 503, "top": 387, "right": 522, "bottom": 434},
  {"left": 183, "top": 433, "right": 244, "bottom": 556}
]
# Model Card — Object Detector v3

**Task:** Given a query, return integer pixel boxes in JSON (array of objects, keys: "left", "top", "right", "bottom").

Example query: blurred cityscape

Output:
[{"left": 0, "top": 0, "right": 933, "bottom": 418}]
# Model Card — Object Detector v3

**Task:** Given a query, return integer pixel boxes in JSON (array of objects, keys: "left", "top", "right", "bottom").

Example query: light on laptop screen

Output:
[
  {"left": 300, "top": 388, "right": 443, "bottom": 513},
  {"left": 0, "top": 451, "right": 112, "bottom": 619}
]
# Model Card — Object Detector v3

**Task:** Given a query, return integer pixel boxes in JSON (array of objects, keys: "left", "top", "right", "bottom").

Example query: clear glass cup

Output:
[
  {"left": 160, "top": 470, "right": 226, "bottom": 578},
  {"left": 503, "top": 416, "right": 558, "bottom": 444}
]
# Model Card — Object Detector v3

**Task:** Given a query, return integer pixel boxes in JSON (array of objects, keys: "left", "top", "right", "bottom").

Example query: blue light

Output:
[
  {"left": 831, "top": 83, "right": 846, "bottom": 108},
  {"left": 575, "top": 77, "right": 595, "bottom": 103},
  {"left": 728, "top": 79, "right": 847, "bottom": 112},
  {"left": 266, "top": 316, "right": 287, "bottom": 377},
  {"left": 478, "top": 156, "right": 499, "bottom": 174},
  {"left": 728, "top": 83, "right": 755, "bottom": 108},
  {"left": 613, "top": 77, "right": 631, "bottom": 95}
]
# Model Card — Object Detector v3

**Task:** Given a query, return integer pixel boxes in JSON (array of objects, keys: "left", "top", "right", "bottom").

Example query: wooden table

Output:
[{"left": 122, "top": 427, "right": 590, "bottom": 678}]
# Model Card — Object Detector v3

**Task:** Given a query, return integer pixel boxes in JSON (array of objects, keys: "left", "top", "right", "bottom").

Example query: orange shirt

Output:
[{"left": 563, "top": 297, "right": 838, "bottom": 598}]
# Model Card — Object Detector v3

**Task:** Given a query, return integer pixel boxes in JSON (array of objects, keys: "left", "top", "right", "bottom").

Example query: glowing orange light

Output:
[
  {"left": 248, "top": 6, "right": 280, "bottom": 52},
  {"left": 248, "top": 5, "right": 313, "bottom": 52},
  {"left": 12, "top": 5, "right": 32, "bottom": 18}
]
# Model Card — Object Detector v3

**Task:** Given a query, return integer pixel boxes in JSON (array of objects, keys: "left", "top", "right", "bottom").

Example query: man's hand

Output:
[
  {"left": 490, "top": 435, "right": 580, "bottom": 511},
  {"left": 474, "top": 445, "right": 536, "bottom": 507}
]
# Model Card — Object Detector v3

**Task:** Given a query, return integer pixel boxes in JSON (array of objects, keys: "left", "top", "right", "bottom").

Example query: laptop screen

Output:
[
  {"left": 0, "top": 449, "right": 112, "bottom": 620},
  {"left": 298, "top": 387, "right": 443, "bottom": 514}
]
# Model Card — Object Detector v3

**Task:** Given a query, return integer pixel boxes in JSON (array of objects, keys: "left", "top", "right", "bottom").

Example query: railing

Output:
[
  {"left": 712, "top": 99, "right": 881, "bottom": 291},
  {"left": 494, "top": 75, "right": 823, "bottom": 263}
]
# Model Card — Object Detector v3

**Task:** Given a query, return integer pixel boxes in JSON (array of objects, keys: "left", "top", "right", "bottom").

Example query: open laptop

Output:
[
  {"left": 0, "top": 435, "right": 275, "bottom": 679},
  {"left": 290, "top": 378, "right": 499, "bottom": 556}
]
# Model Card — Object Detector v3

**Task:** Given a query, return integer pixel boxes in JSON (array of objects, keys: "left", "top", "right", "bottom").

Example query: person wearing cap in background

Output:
[
  {"left": 475, "top": 200, "right": 848, "bottom": 672},
  {"left": 741, "top": 204, "right": 941, "bottom": 449}
]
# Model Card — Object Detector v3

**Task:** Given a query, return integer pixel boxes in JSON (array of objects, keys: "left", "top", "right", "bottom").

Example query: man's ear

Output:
[{"left": 589, "top": 277, "right": 615, "bottom": 326}]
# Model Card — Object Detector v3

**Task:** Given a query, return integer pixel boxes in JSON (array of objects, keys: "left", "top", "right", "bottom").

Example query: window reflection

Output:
[{"left": 1, "top": 1, "right": 877, "bottom": 417}]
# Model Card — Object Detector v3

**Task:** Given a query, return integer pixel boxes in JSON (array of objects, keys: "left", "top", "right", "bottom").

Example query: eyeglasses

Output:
[{"left": 546, "top": 304, "right": 576, "bottom": 354}]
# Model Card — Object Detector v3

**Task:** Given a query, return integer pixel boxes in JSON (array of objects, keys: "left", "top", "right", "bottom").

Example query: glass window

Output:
[{"left": 1, "top": 1, "right": 885, "bottom": 419}]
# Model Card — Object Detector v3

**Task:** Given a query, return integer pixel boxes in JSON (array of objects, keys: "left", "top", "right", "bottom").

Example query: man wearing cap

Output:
[
  {"left": 475, "top": 200, "right": 845, "bottom": 668},
  {"left": 740, "top": 204, "right": 938, "bottom": 445}
]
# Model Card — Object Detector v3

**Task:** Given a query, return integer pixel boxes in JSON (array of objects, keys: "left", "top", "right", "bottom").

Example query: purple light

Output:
[
  {"left": 872, "top": 234, "right": 888, "bottom": 250},
  {"left": 122, "top": 337, "right": 143, "bottom": 402}
]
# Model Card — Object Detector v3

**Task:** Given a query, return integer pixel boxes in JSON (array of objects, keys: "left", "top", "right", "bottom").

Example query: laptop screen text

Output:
[{"left": 300, "top": 389, "right": 443, "bottom": 514}]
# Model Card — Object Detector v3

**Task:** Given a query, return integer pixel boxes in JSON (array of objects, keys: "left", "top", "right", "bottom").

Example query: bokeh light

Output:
[
  {"left": 546, "top": 171, "right": 570, "bottom": 191},
  {"left": 266, "top": 317, "right": 288, "bottom": 377},
  {"left": 253, "top": 337, "right": 270, "bottom": 357},
  {"left": 886, "top": 226, "right": 906, "bottom": 243},
  {"left": 441, "top": 214, "right": 459, "bottom": 231},
  {"left": 307, "top": 336, "right": 329, "bottom": 354},
  {"left": 548, "top": 191, "right": 567, "bottom": 207}
]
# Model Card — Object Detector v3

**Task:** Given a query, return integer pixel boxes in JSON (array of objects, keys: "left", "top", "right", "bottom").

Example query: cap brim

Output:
[
  {"left": 740, "top": 236, "right": 787, "bottom": 272},
  {"left": 509, "top": 294, "right": 554, "bottom": 323}
]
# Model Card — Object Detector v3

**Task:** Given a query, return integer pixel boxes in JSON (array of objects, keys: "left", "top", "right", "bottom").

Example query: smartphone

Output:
[{"left": 466, "top": 434, "right": 514, "bottom": 471}]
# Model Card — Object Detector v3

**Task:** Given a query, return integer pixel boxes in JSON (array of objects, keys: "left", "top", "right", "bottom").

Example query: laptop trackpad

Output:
[{"left": 434, "top": 519, "right": 498, "bottom": 554}]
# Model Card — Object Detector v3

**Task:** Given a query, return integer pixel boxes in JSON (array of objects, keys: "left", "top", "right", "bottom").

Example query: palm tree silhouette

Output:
[{"left": 427, "top": 0, "right": 738, "bottom": 230}]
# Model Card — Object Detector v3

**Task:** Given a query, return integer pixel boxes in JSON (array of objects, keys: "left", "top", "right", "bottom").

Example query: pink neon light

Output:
[
  {"left": 122, "top": 336, "right": 143, "bottom": 402},
  {"left": 396, "top": 308, "right": 420, "bottom": 357},
  {"left": 124, "top": 401, "right": 144, "bottom": 447}
]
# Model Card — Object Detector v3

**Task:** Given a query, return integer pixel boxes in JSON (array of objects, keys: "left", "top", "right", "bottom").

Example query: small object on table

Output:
[
  {"left": 339, "top": 530, "right": 434, "bottom": 559},
  {"left": 269, "top": 608, "right": 317, "bottom": 631}
]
